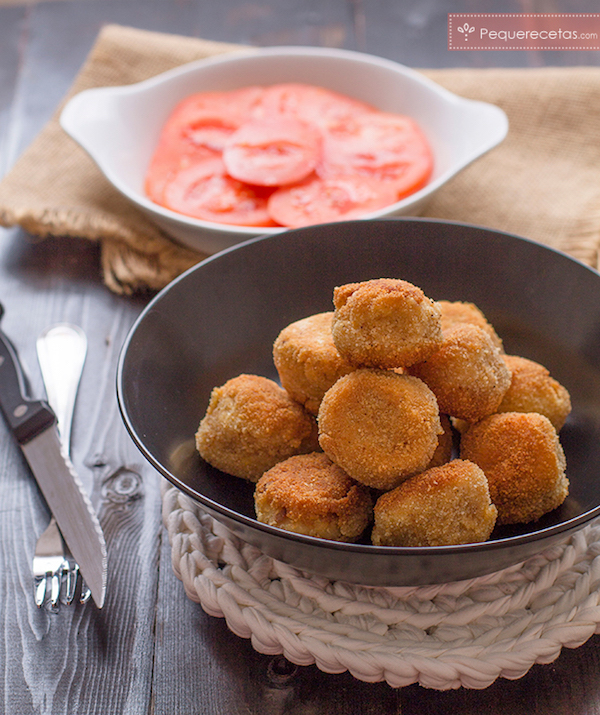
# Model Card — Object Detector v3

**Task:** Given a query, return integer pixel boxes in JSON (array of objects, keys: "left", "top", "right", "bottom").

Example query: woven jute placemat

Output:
[{"left": 1, "top": 23, "right": 600, "bottom": 294}]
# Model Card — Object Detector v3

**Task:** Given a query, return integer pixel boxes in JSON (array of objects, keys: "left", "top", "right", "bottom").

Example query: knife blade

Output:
[{"left": 0, "top": 306, "right": 107, "bottom": 608}]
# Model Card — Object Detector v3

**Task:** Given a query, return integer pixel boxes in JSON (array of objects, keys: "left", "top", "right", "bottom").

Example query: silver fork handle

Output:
[{"left": 36, "top": 323, "right": 87, "bottom": 454}]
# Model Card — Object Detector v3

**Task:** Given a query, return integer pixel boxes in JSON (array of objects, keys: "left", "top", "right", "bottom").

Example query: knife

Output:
[{"left": 0, "top": 305, "right": 107, "bottom": 608}]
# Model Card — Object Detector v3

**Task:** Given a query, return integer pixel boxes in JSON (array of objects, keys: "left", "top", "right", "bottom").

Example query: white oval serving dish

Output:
[{"left": 60, "top": 46, "right": 508, "bottom": 255}]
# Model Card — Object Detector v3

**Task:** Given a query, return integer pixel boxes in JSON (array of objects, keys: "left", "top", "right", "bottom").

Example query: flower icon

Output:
[{"left": 457, "top": 23, "right": 476, "bottom": 41}]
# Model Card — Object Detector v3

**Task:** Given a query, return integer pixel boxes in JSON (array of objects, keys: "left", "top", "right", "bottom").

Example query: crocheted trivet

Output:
[{"left": 162, "top": 481, "right": 600, "bottom": 690}]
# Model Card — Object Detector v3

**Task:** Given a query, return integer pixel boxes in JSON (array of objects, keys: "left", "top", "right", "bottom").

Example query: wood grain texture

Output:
[
  {"left": 1, "top": 1, "right": 600, "bottom": 713},
  {"left": 0, "top": 232, "right": 162, "bottom": 715}
]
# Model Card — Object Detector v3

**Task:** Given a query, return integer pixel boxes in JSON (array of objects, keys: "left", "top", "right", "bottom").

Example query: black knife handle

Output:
[{"left": 0, "top": 304, "right": 55, "bottom": 444}]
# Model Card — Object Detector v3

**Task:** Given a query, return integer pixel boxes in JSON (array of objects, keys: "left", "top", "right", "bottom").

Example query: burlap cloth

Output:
[{"left": 1, "top": 23, "right": 599, "bottom": 295}]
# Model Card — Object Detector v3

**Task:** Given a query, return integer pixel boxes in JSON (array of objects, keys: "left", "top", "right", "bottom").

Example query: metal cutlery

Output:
[
  {"left": 0, "top": 307, "right": 107, "bottom": 609},
  {"left": 33, "top": 324, "right": 90, "bottom": 609}
]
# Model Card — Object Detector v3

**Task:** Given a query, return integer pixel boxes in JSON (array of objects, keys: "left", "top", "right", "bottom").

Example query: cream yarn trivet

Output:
[{"left": 162, "top": 481, "right": 600, "bottom": 690}]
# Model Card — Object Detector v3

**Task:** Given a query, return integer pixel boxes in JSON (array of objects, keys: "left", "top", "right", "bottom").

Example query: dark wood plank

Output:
[
  {"left": 0, "top": 6, "right": 26, "bottom": 178},
  {"left": 0, "top": 231, "right": 163, "bottom": 714}
]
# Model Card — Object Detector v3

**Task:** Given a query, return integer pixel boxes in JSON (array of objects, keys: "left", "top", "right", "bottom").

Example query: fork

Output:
[{"left": 33, "top": 324, "right": 89, "bottom": 610}]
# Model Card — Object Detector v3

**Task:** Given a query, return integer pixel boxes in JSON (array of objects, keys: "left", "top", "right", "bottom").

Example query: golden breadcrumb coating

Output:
[
  {"left": 437, "top": 300, "right": 503, "bottom": 351},
  {"left": 331, "top": 278, "right": 443, "bottom": 369},
  {"left": 195, "top": 374, "right": 319, "bottom": 482},
  {"left": 273, "top": 312, "right": 355, "bottom": 415},
  {"left": 426, "top": 413, "right": 454, "bottom": 469},
  {"left": 195, "top": 274, "right": 575, "bottom": 548},
  {"left": 497, "top": 355, "right": 572, "bottom": 431},
  {"left": 317, "top": 369, "right": 442, "bottom": 490},
  {"left": 409, "top": 324, "right": 512, "bottom": 422},
  {"left": 460, "top": 412, "right": 568, "bottom": 525},
  {"left": 371, "top": 459, "right": 497, "bottom": 546},
  {"left": 254, "top": 452, "right": 372, "bottom": 542}
]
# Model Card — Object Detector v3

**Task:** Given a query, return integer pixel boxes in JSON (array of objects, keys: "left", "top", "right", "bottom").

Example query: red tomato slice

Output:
[
  {"left": 223, "top": 118, "right": 322, "bottom": 187},
  {"left": 267, "top": 174, "right": 398, "bottom": 228},
  {"left": 319, "top": 112, "right": 433, "bottom": 198},
  {"left": 145, "top": 143, "right": 217, "bottom": 204},
  {"left": 253, "top": 83, "right": 375, "bottom": 131},
  {"left": 145, "top": 87, "right": 266, "bottom": 202},
  {"left": 161, "top": 158, "right": 279, "bottom": 227},
  {"left": 167, "top": 87, "right": 265, "bottom": 152}
]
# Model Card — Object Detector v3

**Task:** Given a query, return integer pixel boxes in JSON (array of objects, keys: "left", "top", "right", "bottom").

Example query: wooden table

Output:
[{"left": 1, "top": 2, "right": 600, "bottom": 713}]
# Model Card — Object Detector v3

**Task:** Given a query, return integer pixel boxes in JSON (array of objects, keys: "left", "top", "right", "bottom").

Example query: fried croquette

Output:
[
  {"left": 317, "top": 369, "right": 443, "bottom": 490},
  {"left": 331, "top": 278, "right": 443, "bottom": 369},
  {"left": 450, "top": 417, "right": 470, "bottom": 434},
  {"left": 195, "top": 374, "right": 319, "bottom": 482},
  {"left": 437, "top": 300, "right": 503, "bottom": 351},
  {"left": 371, "top": 459, "right": 498, "bottom": 547},
  {"left": 409, "top": 324, "right": 512, "bottom": 423},
  {"left": 426, "top": 413, "right": 454, "bottom": 469},
  {"left": 460, "top": 412, "right": 568, "bottom": 525},
  {"left": 496, "top": 355, "right": 572, "bottom": 431},
  {"left": 273, "top": 312, "right": 355, "bottom": 415},
  {"left": 254, "top": 452, "right": 372, "bottom": 541}
]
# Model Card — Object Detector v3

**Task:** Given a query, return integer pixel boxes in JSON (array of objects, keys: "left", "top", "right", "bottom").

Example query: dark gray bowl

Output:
[{"left": 117, "top": 218, "right": 600, "bottom": 586}]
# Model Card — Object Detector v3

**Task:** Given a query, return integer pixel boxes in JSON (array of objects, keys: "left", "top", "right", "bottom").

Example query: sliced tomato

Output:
[
  {"left": 145, "top": 87, "right": 266, "bottom": 202},
  {"left": 161, "top": 157, "right": 279, "bottom": 227},
  {"left": 145, "top": 84, "right": 434, "bottom": 228},
  {"left": 253, "top": 83, "right": 375, "bottom": 131},
  {"left": 166, "top": 87, "right": 265, "bottom": 151},
  {"left": 267, "top": 174, "right": 398, "bottom": 228},
  {"left": 318, "top": 112, "right": 433, "bottom": 198},
  {"left": 222, "top": 117, "right": 322, "bottom": 187},
  {"left": 145, "top": 142, "right": 217, "bottom": 204}
]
